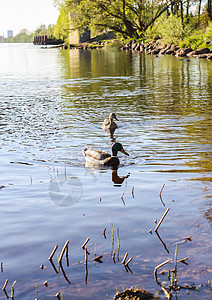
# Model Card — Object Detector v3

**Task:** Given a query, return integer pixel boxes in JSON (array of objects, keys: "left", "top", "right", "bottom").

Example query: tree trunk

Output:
[
  {"left": 208, "top": 0, "right": 212, "bottom": 20},
  {"left": 180, "top": 0, "right": 184, "bottom": 29}
]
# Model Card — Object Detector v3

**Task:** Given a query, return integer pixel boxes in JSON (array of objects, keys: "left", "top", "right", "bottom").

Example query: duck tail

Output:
[{"left": 82, "top": 148, "right": 87, "bottom": 157}]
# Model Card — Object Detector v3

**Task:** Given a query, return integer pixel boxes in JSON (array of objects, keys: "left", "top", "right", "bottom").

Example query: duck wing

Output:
[{"left": 84, "top": 147, "right": 110, "bottom": 160}]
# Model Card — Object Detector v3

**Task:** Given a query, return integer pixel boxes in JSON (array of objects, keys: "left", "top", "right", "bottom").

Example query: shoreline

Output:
[{"left": 59, "top": 39, "right": 212, "bottom": 60}]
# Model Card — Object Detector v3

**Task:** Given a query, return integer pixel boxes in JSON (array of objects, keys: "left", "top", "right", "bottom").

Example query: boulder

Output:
[
  {"left": 151, "top": 48, "right": 161, "bottom": 55},
  {"left": 165, "top": 49, "right": 175, "bottom": 55},
  {"left": 207, "top": 54, "right": 212, "bottom": 59},
  {"left": 187, "top": 47, "right": 210, "bottom": 56},
  {"left": 175, "top": 49, "right": 187, "bottom": 57},
  {"left": 135, "top": 44, "right": 141, "bottom": 51},
  {"left": 197, "top": 54, "right": 209, "bottom": 58}
]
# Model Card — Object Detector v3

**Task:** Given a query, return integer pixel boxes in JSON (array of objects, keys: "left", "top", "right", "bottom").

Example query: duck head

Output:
[
  {"left": 109, "top": 113, "right": 119, "bottom": 121},
  {"left": 111, "top": 143, "right": 129, "bottom": 157}
]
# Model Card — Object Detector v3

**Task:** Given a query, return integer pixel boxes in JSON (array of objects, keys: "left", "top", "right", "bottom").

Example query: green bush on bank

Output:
[{"left": 144, "top": 13, "right": 212, "bottom": 50}]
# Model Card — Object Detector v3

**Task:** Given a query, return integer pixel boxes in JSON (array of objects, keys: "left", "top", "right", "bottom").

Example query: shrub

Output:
[{"left": 157, "top": 14, "right": 184, "bottom": 44}]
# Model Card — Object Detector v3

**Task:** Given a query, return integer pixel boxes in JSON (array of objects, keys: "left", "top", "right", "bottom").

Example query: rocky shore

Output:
[{"left": 121, "top": 39, "right": 212, "bottom": 59}]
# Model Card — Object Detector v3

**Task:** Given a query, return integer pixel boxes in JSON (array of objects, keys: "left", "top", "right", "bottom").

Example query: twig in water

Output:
[
  {"left": 184, "top": 236, "right": 192, "bottom": 241},
  {"left": 174, "top": 245, "right": 178, "bottom": 287},
  {"left": 58, "top": 240, "right": 69, "bottom": 265},
  {"left": 122, "top": 252, "right": 128, "bottom": 264},
  {"left": 103, "top": 228, "right": 107, "bottom": 239},
  {"left": 112, "top": 251, "right": 116, "bottom": 263},
  {"left": 111, "top": 222, "right": 114, "bottom": 253},
  {"left": 1, "top": 261, "right": 3, "bottom": 272},
  {"left": 154, "top": 259, "right": 172, "bottom": 282},
  {"left": 159, "top": 184, "right": 165, "bottom": 197},
  {"left": 132, "top": 187, "right": 135, "bottom": 198},
  {"left": 121, "top": 190, "right": 125, "bottom": 206},
  {"left": 125, "top": 264, "right": 133, "bottom": 274},
  {"left": 60, "top": 263, "right": 71, "bottom": 284},
  {"left": 117, "top": 227, "right": 120, "bottom": 249},
  {"left": 84, "top": 246, "right": 88, "bottom": 265},
  {"left": 49, "top": 258, "right": 59, "bottom": 274},
  {"left": 159, "top": 184, "right": 165, "bottom": 207},
  {"left": 11, "top": 280, "right": 20, "bottom": 300},
  {"left": 55, "top": 292, "right": 61, "bottom": 299},
  {"left": 125, "top": 257, "right": 133, "bottom": 267},
  {"left": 161, "top": 286, "right": 171, "bottom": 299},
  {"left": 81, "top": 237, "right": 90, "bottom": 249},
  {"left": 84, "top": 247, "right": 88, "bottom": 284},
  {"left": 155, "top": 231, "right": 169, "bottom": 254},
  {"left": 3, "top": 279, "right": 8, "bottom": 290},
  {"left": 43, "top": 281, "right": 48, "bottom": 287},
  {"left": 92, "top": 255, "right": 103, "bottom": 263},
  {"left": 48, "top": 245, "right": 58, "bottom": 260},
  {"left": 178, "top": 257, "right": 189, "bottom": 265},
  {"left": 65, "top": 244, "right": 69, "bottom": 267},
  {"left": 154, "top": 208, "right": 170, "bottom": 232}
]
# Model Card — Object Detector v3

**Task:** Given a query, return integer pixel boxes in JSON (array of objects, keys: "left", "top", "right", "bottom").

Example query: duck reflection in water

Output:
[{"left": 112, "top": 167, "right": 130, "bottom": 186}]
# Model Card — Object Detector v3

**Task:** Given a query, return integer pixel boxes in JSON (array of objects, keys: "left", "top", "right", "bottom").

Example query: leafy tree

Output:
[
  {"left": 53, "top": 5, "right": 70, "bottom": 42},
  {"left": 59, "top": 0, "right": 174, "bottom": 38}
]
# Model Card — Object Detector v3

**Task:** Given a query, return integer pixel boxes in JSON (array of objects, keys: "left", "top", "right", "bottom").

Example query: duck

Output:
[
  {"left": 83, "top": 142, "right": 129, "bottom": 167},
  {"left": 101, "top": 113, "right": 119, "bottom": 135}
]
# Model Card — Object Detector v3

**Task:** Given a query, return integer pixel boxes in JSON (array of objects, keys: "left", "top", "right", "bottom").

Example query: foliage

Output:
[
  {"left": 4, "top": 32, "right": 34, "bottom": 43},
  {"left": 59, "top": 0, "right": 172, "bottom": 39},
  {"left": 53, "top": 5, "right": 69, "bottom": 42},
  {"left": 204, "top": 21, "right": 212, "bottom": 41},
  {"left": 105, "top": 40, "right": 123, "bottom": 49},
  {"left": 34, "top": 24, "right": 55, "bottom": 37},
  {"left": 156, "top": 14, "right": 184, "bottom": 44}
]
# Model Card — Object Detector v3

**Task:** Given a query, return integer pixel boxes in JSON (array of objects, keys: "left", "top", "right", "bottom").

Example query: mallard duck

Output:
[
  {"left": 101, "top": 113, "right": 119, "bottom": 135},
  {"left": 83, "top": 142, "right": 129, "bottom": 167}
]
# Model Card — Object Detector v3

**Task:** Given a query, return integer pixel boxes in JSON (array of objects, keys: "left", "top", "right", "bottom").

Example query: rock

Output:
[
  {"left": 135, "top": 44, "right": 141, "bottom": 51},
  {"left": 176, "top": 48, "right": 188, "bottom": 57},
  {"left": 114, "top": 288, "right": 154, "bottom": 300},
  {"left": 207, "top": 54, "right": 212, "bottom": 59},
  {"left": 159, "top": 45, "right": 170, "bottom": 54},
  {"left": 188, "top": 47, "right": 210, "bottom": 56},
  {"left": 165, "top": 49, "right": 175, "bottom": 55},
  {"left": 150, "top": 49, "right": 161, "bottom": 55},
  {"left": 197, "top": 54, "right": 210, "bottom": 58}
]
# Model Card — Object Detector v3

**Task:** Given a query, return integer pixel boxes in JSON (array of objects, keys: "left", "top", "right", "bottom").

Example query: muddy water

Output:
[{"left": 0, "top": 44, "right": 211, "bottom": 299}]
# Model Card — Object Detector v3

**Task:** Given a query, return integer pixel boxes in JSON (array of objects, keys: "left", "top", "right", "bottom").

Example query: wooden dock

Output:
[{"left": 33, "top": 35, "right": 63, "bottom": 45}]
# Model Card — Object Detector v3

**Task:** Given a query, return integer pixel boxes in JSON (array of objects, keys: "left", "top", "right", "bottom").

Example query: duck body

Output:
[
  {"left": 83, "top": 143, "right": 128, "bottom": 167},
  {"left": 102, "top": 113, "right": 119, "bottom": 135}
]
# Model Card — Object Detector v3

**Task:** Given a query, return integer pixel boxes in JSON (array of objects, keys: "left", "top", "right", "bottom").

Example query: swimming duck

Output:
[
  {"left": 101, "top": 113, "right": 119, "bottom": 135},
  {"left": 83, "top": 142, "right": 129, "bottom": 167}
]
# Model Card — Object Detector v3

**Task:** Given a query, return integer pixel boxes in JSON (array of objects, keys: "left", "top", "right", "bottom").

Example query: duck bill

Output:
[
  {"left": 121, "top": 149, "right": 129, "bottom": 156},
  {"left": 114, "top": 116, "right": 119, "bottom": 121}
]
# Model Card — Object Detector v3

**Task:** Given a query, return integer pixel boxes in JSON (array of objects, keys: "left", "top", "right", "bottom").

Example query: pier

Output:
[{"left": 33, "top": 35, "right": 63, "bottom": 45}]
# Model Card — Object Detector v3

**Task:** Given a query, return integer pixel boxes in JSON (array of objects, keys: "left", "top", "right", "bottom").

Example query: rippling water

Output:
[{"left": 0, "top": 43, "right": 211, "bottom": 299}]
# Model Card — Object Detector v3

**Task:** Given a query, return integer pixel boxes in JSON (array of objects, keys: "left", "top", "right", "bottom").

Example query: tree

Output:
[
  {"left": 61, "top": 0, "right": 174, "bottom": 38},
  {"left": 53, "top": 5, "right": 70, "bottom": 41}
]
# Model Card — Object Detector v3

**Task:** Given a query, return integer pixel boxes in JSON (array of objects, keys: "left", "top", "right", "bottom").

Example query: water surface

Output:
[{"left": 0, "top": 43, "right": 211, "bottom": 299}]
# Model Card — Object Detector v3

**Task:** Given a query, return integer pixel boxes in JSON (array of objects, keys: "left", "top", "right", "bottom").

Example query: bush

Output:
[
  {"left": 204, "top": 21, "right": 212, "bottom": 41},
  {"left": 157, "top": 14, "right": 184, "bottom": 44}
]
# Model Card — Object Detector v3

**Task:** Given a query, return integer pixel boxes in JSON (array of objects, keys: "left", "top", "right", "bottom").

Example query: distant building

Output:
[
  {"left": 0, "top": 35, "right": 3, "bottom": 43},
  {"left": 7, "top": 30, "right": 13, "bottom": 38}
]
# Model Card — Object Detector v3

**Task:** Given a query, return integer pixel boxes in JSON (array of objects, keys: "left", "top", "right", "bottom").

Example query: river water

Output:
[{"left": 0, "top": 43, "right": 211, "bottom": 299}]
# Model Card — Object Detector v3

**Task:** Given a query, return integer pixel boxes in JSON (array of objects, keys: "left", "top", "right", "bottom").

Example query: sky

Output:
[{"left": 0, "top": 0, "right": 60, "bottom": 37}]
